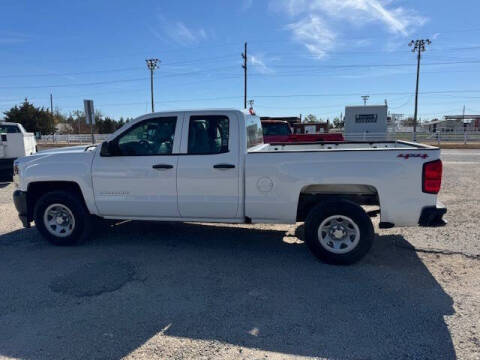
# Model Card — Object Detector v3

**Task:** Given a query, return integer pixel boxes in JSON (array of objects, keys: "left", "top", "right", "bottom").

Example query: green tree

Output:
[
  {"left": 303, "top": 114, "right": 318, "bottom": 123},
  {"left": 96, "top": 116, "right": 118, "bottom": 134},
  {"left": 333, "top": 117, "right": 344, "bottom": 129},
  {"left": 3, "top": 99, "right": 56, "bottom": 134}
]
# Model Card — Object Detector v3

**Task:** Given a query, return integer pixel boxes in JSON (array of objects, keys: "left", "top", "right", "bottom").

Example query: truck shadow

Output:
[{"left": 0, "top": 221, "right": 455, "bottom": 359}]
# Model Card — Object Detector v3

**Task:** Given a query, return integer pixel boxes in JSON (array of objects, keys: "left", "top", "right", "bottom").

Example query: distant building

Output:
[
  {"left": 55, "top": 122, "right": 73, "bottom": 134},
  {"left": 423, "top": 115, "right": 480, "bottom": 133},
  {"left": 344, "top": 105, "right": 388, "bottom": 140}
]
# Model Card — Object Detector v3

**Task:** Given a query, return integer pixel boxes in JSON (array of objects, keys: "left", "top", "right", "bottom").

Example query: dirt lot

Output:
[{"left": 0, "top": 149, "right": 479, "bottom": 360}]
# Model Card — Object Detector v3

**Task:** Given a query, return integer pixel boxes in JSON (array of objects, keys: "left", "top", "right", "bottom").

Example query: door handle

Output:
[
  {"left": 152, "top": 164, "right": 174, "bottom": 169},
  {"left": 213, "top": 163, "right": 235, "bottom": 169}
]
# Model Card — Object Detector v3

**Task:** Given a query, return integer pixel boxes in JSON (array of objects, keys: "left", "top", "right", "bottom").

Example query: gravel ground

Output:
[{"left": 0, "top": 149, "right": 479, "bottom": 360}]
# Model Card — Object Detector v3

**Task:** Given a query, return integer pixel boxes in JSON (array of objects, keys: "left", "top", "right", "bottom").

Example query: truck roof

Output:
[
  {"left": 0, "top": 122, "right": 21, "bottom": 126},
  {"left": 143, "top": 108, "right": 249, "bottom": 115}
]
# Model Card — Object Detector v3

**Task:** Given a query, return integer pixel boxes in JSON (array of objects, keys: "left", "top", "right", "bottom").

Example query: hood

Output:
[
  {"left": 14, "top": 145, "right": 97, "bottom": 166},
  {"left": 37, "top": 145, "right": 97, "bottom": 154}
]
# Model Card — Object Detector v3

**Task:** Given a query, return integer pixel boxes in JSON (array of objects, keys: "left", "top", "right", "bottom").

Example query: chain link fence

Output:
[{"left": 38, "top": 134, "right": 110, "bottom": 144}]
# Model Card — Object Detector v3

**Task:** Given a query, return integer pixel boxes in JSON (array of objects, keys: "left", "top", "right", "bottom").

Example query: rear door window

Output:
[{"left": 187, "top": 115, "right": 229, "bottom": 154}]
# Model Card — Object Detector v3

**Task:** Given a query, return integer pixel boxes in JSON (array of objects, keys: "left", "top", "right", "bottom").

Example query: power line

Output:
[
  {"left": 1, "top": 59, "right": 477, "bottom": 90},
  {"left": 3, "top": 88, "right": 480, "bottom": 109},
  {"left": 1, "top": 55, "right": 479, "bottom": 82},
  {"left": 268, "top": 59, "right": 480, "bottom": 69},
  {"left": 0, "top": 77, "right": 149, "bottom": 89},
  {"left": 0, "top": 67, "right": 144, "bottom": 79}
]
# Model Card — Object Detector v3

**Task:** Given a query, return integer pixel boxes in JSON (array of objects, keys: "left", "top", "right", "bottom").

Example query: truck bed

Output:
[
  {"left": 250, "top": 140, "right": 436, "bottom": 153},
  {"left": 245, "top": 140, "right": 441, "bottom": 226}
]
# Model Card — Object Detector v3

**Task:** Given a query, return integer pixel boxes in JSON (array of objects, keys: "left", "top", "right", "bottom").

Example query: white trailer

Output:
[
  {"left": 0, "top": 122, "right": 36, "bottom": 179},
  {"left": 344, "top": 105, "right": 388, "bottom": 140}
]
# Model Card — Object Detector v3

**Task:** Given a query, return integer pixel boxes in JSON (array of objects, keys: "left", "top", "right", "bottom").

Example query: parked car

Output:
[
  {"left": 13, "top": 109, "right": 446, "bottom": 264},
  {"left": 261, "top": 120, "right": 344, "bottom": 143},
  {"left": 0, "top": 122, "right": 36, "bottom": 180}
]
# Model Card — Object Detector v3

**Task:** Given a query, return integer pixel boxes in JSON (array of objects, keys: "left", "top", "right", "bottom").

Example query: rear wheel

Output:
[
  {"left": 34, "top": 191, "right": 92, "bottom": 245},
  {"left": 304, "top": 200, "right": 374, "bottom": 265}
]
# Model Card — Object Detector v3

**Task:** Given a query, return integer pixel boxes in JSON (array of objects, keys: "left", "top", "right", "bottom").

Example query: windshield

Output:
[
  {"left": 262, "top": 122, "right": 291, "bottom": 136},
  {"left": 0, "top": 124, "right": 21, "bottom": 133}
]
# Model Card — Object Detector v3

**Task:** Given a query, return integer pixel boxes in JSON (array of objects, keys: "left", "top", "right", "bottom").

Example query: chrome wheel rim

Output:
[
  {"left": 318, "top": 215, "right": 360, "bottom": 254},
  {"left": 43, "top": 203, "right": 75, "bottom": 238}
]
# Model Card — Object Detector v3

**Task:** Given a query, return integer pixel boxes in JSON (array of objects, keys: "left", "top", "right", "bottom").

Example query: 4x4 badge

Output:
[{"left": 398, "top": 153, "right": 429, "bottom": 159}]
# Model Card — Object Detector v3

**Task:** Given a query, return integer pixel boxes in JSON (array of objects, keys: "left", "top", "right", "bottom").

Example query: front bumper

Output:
[
  {"left": 418, "top": 202, "right": 447, "bottom": 227},
  {"left": 13, "top": 190, "right": 30, "bottom": 228}
]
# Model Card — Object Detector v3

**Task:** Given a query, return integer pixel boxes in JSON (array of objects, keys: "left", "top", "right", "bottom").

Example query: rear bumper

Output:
[
  {"left": 13, "top": 190, "right": 30, "bottom": 228},
  {"left": 418, "top": 202, "right": 447, "bottom": 227}
]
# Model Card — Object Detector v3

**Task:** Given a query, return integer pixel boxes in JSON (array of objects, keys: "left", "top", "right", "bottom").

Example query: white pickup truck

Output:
[
  {"left": 12, "top": 110, "right": 446, "bottom": 264},
  {"left": 0, "top": 122, "right": 36, "bottom": 179}
]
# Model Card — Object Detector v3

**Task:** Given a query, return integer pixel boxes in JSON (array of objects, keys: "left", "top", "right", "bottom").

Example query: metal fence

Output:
[
  {"left": 346, "top": 130, "right": 480, "bottom": 144},
  {"left": 38, "top": 134, "right": 110, "bottom": 144},
  {"left": 39, "top": 130, "right": 480, "bottom": 145}
]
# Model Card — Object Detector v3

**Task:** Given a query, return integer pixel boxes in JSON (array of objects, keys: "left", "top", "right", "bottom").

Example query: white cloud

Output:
[
  {"left": 273, "top": 0, "right": 426, "bottom": 58},
  {"left": 287, "top": 16, "right": 336, "bottom": 59},
  {"left": 249, "top": 54, "right": 274, "bottom": 74},
  {"left": 152, "top": 15, "right": 208, "bottom": 45}
]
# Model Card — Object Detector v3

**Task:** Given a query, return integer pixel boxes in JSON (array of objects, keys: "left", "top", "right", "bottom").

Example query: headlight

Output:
[{"left": 13, "top": 163, "right": 20, "bottom": 187}]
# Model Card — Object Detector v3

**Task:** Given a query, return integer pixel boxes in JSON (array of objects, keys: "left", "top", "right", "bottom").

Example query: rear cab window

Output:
[
  {"left": 0, "top": 124, "right": 21, "bottom": 133},
  {"left": 245, "top": 115, "right": 264, "bottom": 149},
  {"left": 262, "top": 122, "right": 291, "bottom": 136}
]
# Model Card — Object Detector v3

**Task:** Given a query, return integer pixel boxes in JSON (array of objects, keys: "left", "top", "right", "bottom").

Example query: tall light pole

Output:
[
  {"left": 409, "top": 39, "right": 431, "bottom": 142},
  {"left": 361, "top": 95, "right": 369, "bottom": 106},
  {"left": 146, "top": 58, "right": 160, "bottom": 113}
]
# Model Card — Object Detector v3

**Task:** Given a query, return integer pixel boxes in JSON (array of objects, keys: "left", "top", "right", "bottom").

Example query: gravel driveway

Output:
[{"left": 0, "top": 149, "right": 479, "bottom": 360}]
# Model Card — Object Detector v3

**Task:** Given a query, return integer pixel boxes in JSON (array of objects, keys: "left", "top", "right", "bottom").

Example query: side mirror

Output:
[{"left": 100, "top": 141, "right": 113, "bottom": 157}]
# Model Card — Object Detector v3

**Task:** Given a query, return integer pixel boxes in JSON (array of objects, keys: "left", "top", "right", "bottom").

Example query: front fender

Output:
[{"left": 21, "top": 152, "right": 98, "bottom": 215}]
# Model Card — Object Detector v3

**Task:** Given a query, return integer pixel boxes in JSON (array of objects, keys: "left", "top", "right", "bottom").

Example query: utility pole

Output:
[
  {"left": 146, "top": 58, "right": 160, "bottom": 113},
  {"left": 50, "top": 94, "right": 53, "bottom": 115},
  {"left": 242, "top": 42, "right": 248, "bottom": 109},
  {"left": 409, "top": 39, "right": 431, "bottom": 142},
  {"left": 361, "top": 95, "right": 369, "bottom": 106}
]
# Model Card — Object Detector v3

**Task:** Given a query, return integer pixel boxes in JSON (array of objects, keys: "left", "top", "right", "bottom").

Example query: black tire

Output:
[
  {"left": 304, "top": 200, "right": 374, "bottom": 265},
  {"left": 33, "top": 190, "right": 93, "bottom": 246}
]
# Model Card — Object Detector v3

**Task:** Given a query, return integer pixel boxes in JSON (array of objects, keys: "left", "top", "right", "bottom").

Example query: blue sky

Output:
[{"left": 1, "top": 0, "right": 480, "bottom": 121}]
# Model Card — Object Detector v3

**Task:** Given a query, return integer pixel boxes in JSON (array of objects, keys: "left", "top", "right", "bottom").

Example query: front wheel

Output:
[
  {"left": 34, "top": 191, "right": 92, "bottom": 246},
  {"left": 304, "top": 200, "right": 374, "bottom": 265}
]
